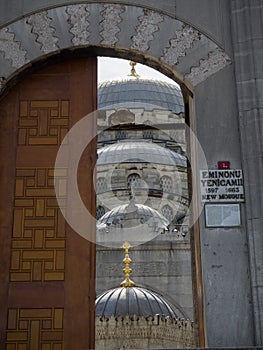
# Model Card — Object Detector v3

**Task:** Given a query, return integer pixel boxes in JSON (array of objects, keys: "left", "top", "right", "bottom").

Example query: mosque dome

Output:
[
  {"left": 97, "top": 202, "right": 169, "bottom": 230},
  {"left": 98, "top": 78, "right": 184, "bottom": 113},
  {"left": 95, "top": 228, "right": 197, "bottom": 348},
  {"left": 96, "top": 240, "right": 180, "bottom": 318},
  {"left": 96, "top": 286, "right": 179, "bottom": 318},
  {"left": 96, "top": 201, "right": 170, "bottom": 246},
  {"left": 97, "top": 140, "right": 186, "bottom": 167}
]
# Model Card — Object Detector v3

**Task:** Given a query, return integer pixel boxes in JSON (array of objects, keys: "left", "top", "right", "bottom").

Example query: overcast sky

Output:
[{"left": 98, "top": 56, "right": 178, "bottom": 86}]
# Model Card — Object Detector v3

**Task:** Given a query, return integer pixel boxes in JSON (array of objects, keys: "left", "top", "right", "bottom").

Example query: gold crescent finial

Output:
[
  {"left": 128, "top": 61, "right": 140, "bottom": 78},
  {"left": 120, "top": 241, "right": 135, "bottom": 287}
]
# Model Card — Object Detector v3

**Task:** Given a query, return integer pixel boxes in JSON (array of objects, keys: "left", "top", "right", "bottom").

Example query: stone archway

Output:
[
  {"left": 0, "top": 3, "right": 232, "bottom": 348},
  {"left": 0, "top": 2, "right": 231, "bottom": 96}
]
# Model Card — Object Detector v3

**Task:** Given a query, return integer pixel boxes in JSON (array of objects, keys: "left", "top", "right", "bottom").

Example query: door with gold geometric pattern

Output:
[{"left": 0, "top": 57, "right": 97, "bottom": 350}]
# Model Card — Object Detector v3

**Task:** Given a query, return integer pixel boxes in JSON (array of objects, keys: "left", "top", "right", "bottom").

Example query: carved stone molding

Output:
[
  {"left": 100, "top": 4, "right": 125, "bottom": 45},
  {"left": 0, "top": 2, "right": 231, "bottom": 92},
  {"left": 66, "top": 4, "right": 90, "bottom": 45},
  {"left": 26, "top": 11, "right": 59, "bottom": 54},
  {"left": 185, "top": 48, "right": 231, "bottom": 86},
  {"left": 96, "top": 315, "right": 198, "bottom": 348},
  {"left": 131, "top": 9, "right": 163, "bottom": 52},
  {"left": 0, "top": 27, "right": 28, "bottom": 68},
  {"left": 161, "top": 25, "right": 201, "bottom": 67}
]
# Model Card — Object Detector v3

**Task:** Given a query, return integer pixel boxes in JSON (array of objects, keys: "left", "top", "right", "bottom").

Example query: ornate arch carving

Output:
[{"left": 0, "top": 2, "right": 231, "bottom": 94}]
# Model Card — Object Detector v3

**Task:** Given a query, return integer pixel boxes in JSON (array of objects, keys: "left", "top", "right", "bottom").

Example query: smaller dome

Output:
[
  {"left": 97, "top": 202, "right": 169, "bottom": 230},
  {"left": 96, "top": 201, "right": 169, "bottom": 246},
  {"left": 97, "top": 140, "right": 186, "bottom": 167},
  {"left": 96, "top": 237, "right": 185, "bottom": 320},
  {"left": 96, "top": 286, "right": 178, "bottom": 318}
]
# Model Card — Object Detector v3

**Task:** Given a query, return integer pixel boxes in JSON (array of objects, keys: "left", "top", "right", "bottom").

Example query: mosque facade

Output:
[
  {"left": 95, "top": 72, "right": 195, "bottom": 324},
  {"left": 0, "top": 1, "right": 262, "bottom": 349}
]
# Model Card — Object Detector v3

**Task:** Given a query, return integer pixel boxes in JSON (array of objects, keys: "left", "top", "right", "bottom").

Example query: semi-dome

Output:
[
  {"left": 98, "top": 78, "right": 184, "bottom": 113},
  {"left": 97, "top": 140, "right": 186, "bottom": 167},
  {"left": 97, "top": 202, "right": 169, "bottom": 231},
  {"left": 96, "top": 201, "right": 170, "bottom": 246},
  {"left": 96, "top": 286, "right": 179, "bottom": 318}
]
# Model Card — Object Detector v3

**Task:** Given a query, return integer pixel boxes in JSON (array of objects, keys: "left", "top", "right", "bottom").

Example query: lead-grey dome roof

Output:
[
  {"left": 96, "top": 286, "right": 178, "bottom": 318},
  {"left": 97, "top": 140, "right": 186, "bottom": 167},
  {"left": 96, "top": 201, "right": 170, "bottom": 246},
  {"left": 97, "top": 202, "right": 169, "bottom": 232},
  {"left": 98, "top": 78, "right": 184, "bottom": 113}
]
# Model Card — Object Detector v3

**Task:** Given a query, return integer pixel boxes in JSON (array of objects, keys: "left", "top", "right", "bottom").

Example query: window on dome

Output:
[
  {"left": 160, "top": 176, "right": 173, "bottom": 193},
  {"left": 97, "top": 177, "right": 107, "bottom": 194},
  {"left": 162, "top": 204, "right": 174, "bottom": 222},
  {"left": 127, "top": 173, "right": 141, "bottom": 189},
  {"left": 116, "top": 130, "right": 127, "bottom": 140},
  {"left": 143, "top": 130, "right": 153, "bottom": 139},
  {"left": 96, "top": 205, "right": 106, "bottom": 220}
]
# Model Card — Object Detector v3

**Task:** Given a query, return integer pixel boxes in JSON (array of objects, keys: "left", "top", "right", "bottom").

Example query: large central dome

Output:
[{"left": 98, "top": 78, "right": 184, "bottom": 113}]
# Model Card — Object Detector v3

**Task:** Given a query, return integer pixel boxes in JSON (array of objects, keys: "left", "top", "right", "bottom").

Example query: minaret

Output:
[{"left": 120, "top": 241, "right": 135, "bottom": 287}]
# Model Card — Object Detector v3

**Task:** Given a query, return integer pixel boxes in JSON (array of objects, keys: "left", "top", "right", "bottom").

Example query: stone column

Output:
[{"left": 231, "top": 0, "right": 263, "bottom": 344}]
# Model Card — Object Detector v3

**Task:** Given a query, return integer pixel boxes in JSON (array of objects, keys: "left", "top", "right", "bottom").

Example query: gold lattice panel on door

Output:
[
  {"left": 18, "top": 100, "right": 69, "bottom": 145},
  {"left": 10, "top": 168, "right": 67, "bottom": 282},
  {"left": 6, "top": 308, "right": 64, "bottom": 350}
]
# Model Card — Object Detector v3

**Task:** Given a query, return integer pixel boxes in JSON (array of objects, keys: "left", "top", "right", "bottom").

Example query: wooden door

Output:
[{"left": 0, "top": 58, "right": 97, "bottom": 350}]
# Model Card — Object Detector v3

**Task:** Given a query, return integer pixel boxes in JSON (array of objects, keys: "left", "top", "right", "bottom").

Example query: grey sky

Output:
[{"left": 98, "top": 57, "right": 179, "bottom": 86}]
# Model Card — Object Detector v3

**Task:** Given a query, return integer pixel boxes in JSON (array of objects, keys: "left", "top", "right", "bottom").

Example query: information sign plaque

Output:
[
  {"left": 200, "top": 169, "right": 245, "bottom": 202},
  {"left": 205, "top": 204, "right": 241, "bottom": 227}
]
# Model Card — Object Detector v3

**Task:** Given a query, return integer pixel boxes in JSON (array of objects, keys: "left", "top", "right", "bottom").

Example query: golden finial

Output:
[
  {"left": 128, "top": 61, "right": 140, "bottom": 78},
  {"left": 120, "top": 241, "right": 135, "bottom": 287}
]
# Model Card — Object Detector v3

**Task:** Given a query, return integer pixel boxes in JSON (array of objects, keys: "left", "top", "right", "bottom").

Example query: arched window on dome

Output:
[
  {"left": 143, "top": 130, "right": 153, "bottom": 139},
  {"left": 162, "top": 204, "right": 174, "bottom": 223},
  {"left": 160, "top": 176, "right": 173, "bottom": 193},
  {"left": 127, "top": 173, "right": 141, "bottom": 190},
  {"left": 96, "top": 205, "right": 106, "bottom": 220},
  {"left": 97, "top": 177, "right": 107, "bottom": 194},
  {"left": 116, "top": 130, "right": 127, "bottom": 140}
]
